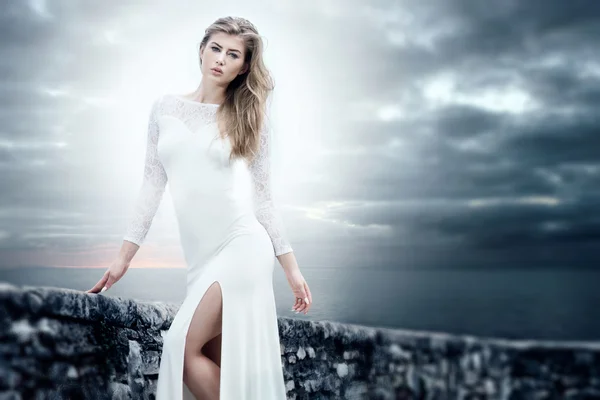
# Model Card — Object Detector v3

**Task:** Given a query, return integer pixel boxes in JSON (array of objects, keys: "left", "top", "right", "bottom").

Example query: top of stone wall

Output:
[{"left": 2, "top": 281, "right": 599, "bottom": 353}]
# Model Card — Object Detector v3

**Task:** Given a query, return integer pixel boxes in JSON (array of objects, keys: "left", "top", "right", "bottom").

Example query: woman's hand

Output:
[
  {"left": 86, "top": 257, "right": 130, "bottom": 294},
  {"left": 285, "top": 268, "right": 312, "bottom": 315}
]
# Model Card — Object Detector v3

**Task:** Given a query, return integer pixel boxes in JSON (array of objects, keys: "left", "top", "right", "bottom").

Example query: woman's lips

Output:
[{"left": 211, "top": 68, "right": 223, "bottom": 75}]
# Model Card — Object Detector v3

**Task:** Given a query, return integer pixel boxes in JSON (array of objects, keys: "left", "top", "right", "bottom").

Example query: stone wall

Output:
[{"left": 1, "top": 282, "right": 599, "bottom": 400}]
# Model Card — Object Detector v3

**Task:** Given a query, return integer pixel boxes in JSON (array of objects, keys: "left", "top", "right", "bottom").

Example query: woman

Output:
[{"left": 87, "top": 16, "right": 312, "bottom": 400}]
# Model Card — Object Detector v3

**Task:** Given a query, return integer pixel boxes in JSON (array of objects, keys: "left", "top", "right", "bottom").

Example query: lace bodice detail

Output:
[{"left": 123, "top": 95, "right": 293, "bottom": 256}]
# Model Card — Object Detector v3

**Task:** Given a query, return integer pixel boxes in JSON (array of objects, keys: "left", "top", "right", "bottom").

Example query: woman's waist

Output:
[
  {"left": 175, "top": 206, "right": 262, "bottom": 235},
  {"left": 178, "top": 211, "right": 271, "bottom": 268}
]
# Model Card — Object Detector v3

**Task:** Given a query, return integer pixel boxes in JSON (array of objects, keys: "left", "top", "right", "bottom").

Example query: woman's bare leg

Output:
[{"left": 183, "top": 281, "right": 223, "bottom": 400}]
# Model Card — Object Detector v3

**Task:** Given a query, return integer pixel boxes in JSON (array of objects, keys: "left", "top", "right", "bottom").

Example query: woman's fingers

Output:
[
  {"left": 295, "top": 285, "right": 308, "bottom": 313},
  {"left": 296, "top": 295, "right": 308, "bottom": 314},
  {"left": 293, "top": 302, "right": 305, "bottom": 313},
  {"left": 296, "top": 282, "right": 312, "bottom": 314},
  {"left": 301, "top": 283, "right": 311, "bottom": 314},
  {"left": 86, "top": 271, "right": 109, "bottom": 293},
  {"left": 292, "top": 297, "right": 302, "bottom": 311},
  {"left": 293, "top": 297, "right": 304, "bottom": 312},
  {"left": 301, "top": 298, "right": 309, "bottom": 314},
  {"left": 104, "top": 273, "right": 118, "bottom": 292},
  {"left": 290, "top": 277, "right": 312, "bottom": 315},
  {"left": 305, "top": 282, "right": 313, "bottom": 306}
]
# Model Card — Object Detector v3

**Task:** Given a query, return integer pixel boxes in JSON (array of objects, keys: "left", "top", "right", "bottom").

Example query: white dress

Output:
[{"left": 122, "top": 94, "right": 293, "bottom": 399}]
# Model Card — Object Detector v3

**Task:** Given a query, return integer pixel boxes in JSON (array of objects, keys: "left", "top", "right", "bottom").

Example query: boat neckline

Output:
[{"left": 171, "top": 94, "right": 221, "bottom": 107}]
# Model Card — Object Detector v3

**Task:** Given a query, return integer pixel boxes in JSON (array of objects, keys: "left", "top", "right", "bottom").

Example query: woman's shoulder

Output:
[
  {"left": 149, "top": 94, "right": 165, "bottom": 111},
  {"left": 153, "top": 93, "right": 174, "bottom": 106},
  {"left": 150, "top": 93, "right": 180, "bottom": 114}
]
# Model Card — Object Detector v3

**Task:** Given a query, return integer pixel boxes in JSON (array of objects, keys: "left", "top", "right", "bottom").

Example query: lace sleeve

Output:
[
  {"left": 249, "top": 117, "right": 293, "bottom": 256},
  {"left": 123, "top": 97, "right": 168, "bottom": 246}
]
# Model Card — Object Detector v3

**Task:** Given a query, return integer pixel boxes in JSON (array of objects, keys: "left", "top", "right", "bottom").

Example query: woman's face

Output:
[{"left": 201, "top": 32, "right": 248, "bottom": 84}]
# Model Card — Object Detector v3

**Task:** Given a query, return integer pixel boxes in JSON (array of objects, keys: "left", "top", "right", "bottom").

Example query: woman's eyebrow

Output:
[{"left": 209, "top": 41, "right": 242, "bottom": 54}]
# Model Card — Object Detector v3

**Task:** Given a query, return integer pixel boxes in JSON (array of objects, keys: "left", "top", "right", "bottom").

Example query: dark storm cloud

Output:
[
  {"left": 350, "top": 0, "right": 600, "bottom": 97},
  {"left": 303, "top": 0, "right": 600, "bottom": 267}
]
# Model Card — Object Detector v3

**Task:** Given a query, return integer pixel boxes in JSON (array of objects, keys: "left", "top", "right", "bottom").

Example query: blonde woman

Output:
[{"left": 87, "top": 16, "right": 312, "bottom": 400}]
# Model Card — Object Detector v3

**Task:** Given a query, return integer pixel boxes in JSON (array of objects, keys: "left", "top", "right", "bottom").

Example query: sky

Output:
[{"left": 1, "top": 0, "right": 599, "bottom": 270}]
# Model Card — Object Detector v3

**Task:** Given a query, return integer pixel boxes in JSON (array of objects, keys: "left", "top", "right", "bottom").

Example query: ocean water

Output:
[{"left": 1, "top": 266, "right": 599, "bottom": 342}]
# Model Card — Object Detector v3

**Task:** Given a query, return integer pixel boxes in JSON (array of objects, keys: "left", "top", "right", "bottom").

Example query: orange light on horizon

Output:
[{"left": 55, "top": 262, "right": 186, "bottom": 269}]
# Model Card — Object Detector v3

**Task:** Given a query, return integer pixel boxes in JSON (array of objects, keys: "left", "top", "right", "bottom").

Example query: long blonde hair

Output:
[{"left": 198, "top": 16, "right": 274, "bottom": 164}]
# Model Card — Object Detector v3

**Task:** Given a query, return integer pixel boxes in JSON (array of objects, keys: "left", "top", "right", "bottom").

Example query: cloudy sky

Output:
[{"left": 1, "top": 0, "right": 599, "bottom": 271}]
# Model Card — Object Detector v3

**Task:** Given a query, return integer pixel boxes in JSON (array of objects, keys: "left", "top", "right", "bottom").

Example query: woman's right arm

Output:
[
  {"left": 88, "top": 97, "right": 167, "bottom": 293},
  {"left": 122, "top": 96, "right": 168, "bottom": 251}
]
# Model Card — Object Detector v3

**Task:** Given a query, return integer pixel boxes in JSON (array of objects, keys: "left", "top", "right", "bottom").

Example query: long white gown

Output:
[{"left": 122, "top": 94, "right": 293, "bottom": 399}]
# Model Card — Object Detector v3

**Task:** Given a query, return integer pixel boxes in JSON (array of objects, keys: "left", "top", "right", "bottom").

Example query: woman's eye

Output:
[{"left": 211, "top": 46, "right": 238, "bottom": 59}]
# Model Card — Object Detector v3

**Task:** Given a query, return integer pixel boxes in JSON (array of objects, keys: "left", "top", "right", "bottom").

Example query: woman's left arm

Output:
[
  {"left": 248, "top": 117, "right": 312, "bottom": 313},
  {"left": 248, "top": 116, "right": 295, "bottom": 267}
]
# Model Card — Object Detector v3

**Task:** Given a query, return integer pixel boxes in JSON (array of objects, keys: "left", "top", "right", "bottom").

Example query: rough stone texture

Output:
[{"left": 1, "top": 282, "right": 599, "bottom": 400}]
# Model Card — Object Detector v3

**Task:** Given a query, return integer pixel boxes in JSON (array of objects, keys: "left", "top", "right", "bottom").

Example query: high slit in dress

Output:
[{"left": 122, "top": 94, "right": 293, "bottom": 399}]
